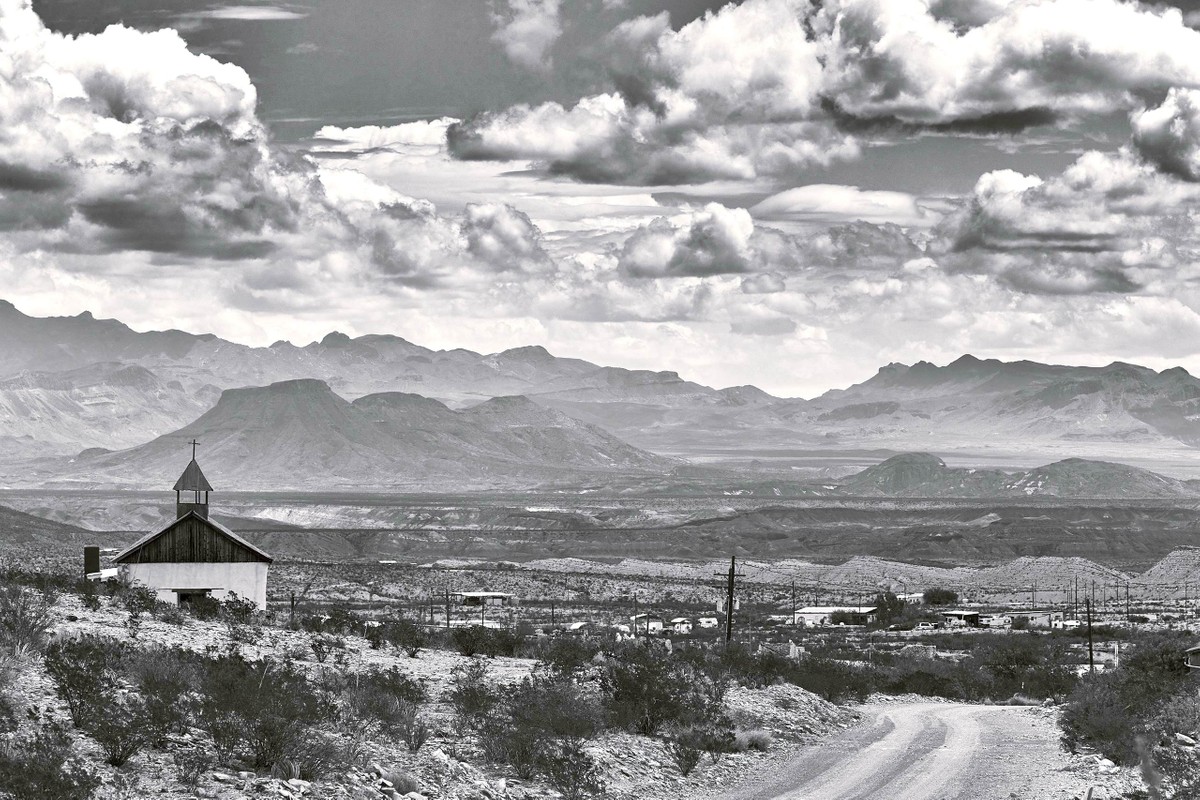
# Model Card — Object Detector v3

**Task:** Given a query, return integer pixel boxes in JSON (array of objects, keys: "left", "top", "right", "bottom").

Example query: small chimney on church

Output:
[{"left": 173, "top": 441, "right": 213, "bottom": 519}]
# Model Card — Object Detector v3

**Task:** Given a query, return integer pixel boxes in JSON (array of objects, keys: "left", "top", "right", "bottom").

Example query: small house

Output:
[
  {"left": 669, "top": 617, "right": 693, "bottom": 635},
  {"left": 630, "top": 613, "right": 664, "bottom": 635},
  {"left": 111, "top": 457, "right": 272, "bottom": 609},
  {"left": 793, "top": 606, "right": 878, "bottom": 627},
  {"left": 1010, "top": 610, "right": 1064, "bottom": 628}
]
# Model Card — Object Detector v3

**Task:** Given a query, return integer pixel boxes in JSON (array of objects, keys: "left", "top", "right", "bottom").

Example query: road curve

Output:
[{"left": 721, "top": 702, "right": 1072, "bottom": 800}]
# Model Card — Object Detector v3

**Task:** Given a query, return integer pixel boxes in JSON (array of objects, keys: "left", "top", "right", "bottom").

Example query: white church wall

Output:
[{"left": 120, "top": 562, "right": 268, "bottom": 609}]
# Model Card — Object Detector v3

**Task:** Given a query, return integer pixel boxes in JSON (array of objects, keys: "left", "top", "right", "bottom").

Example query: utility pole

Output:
[
  {"left": 445, "top": 589, "right": 451, "bottom": 631},
  {"left": 1086, "top": 597, "right": 1095, "bottom": 673},
  {"left": 714, "top": 556, "right": 743, "bottom": 645},
  {"left": 1031, "top": 581, "right": 1036, "bottom": 609},
  {"left": 791, "top": 580, "right": 796, "bottom": 623}
]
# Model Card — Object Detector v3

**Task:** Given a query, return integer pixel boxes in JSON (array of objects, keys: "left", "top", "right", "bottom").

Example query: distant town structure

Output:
[
  {"left": 110, "top": 453, "right": 272, "bottom": 609},
  {"left": 452, "top": 591, "right": 512, "bottom": 608},
  {"left": 793, "top": 605, "right": 878, "bottom": 627}
]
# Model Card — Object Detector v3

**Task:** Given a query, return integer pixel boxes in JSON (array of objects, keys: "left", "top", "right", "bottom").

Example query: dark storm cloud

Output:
[
  {"left": 0, "top": 162, "right": 71, "bottom": 192},
  {"left": 821, "top": 99, "right": 1060, "bottom": 136},
  {"left": 75, "top": 199, "right": 278, "bottom": 259}
]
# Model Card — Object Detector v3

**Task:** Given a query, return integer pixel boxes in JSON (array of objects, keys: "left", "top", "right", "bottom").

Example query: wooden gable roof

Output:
[{"left": 113, "top": 512, "right": 272, "bottom": 565}]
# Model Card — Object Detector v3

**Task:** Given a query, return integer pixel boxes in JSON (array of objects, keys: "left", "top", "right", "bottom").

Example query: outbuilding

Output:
[
  {"left": 669, "top": 617, "right": 693, "bottom": 635},
  {"left": 452, "top": 591, "right": 512, "bottom": 608},
  {"left": 112, "top": 457, "right": 272, "bottom": 610},
  {"left": 630, "top": 613, "right": 664, "bottom": 635},
  {"left": 793, "top": 606, "right": 878, "bottom": 627},
  {"left": 941, "top": 610, "right": 981, "bottom": 628}
]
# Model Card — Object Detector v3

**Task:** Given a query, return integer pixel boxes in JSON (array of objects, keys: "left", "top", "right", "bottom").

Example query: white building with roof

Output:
[{"left": 111, "top": 456, "right": 272, "bottom": 609}]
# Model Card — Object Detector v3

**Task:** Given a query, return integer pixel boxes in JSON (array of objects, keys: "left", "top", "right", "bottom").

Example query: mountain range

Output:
[
  {"left": 4, "top": 300, "right": 1200, "bottom": 487},
  {"left": 60, "top": 379, "right": 676, "bottom": 490}
]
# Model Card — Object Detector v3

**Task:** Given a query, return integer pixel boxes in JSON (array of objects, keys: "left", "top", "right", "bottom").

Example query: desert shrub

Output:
[
  {"left": 363, "top": 666, "right": 426, "bottom": 704},
  {"left": 120, "top": 585, "right": 157, "bottom": 617},
  {"left": 78, "top": 581, "right": 101, "bottom": 612},
  {"left": 1061, "top": 675, "right": 1141, "bottom": 763},
  {"left": 1146, "top": 689, "right": 1200, "bottom": 797},
  {"left": 84, "top": 695, "right": 153, "bottom": 767},
  {"left": 173, "top": 748, "right": 214, "bottom": 787},
  {"left": 323, "top": 606, "right": 363, "bottom": 635},
  {"left": 384, "top": 770, "right": 421, "bottom": 794},
  {"left": 364, "top": 624, "right": 388, "bottom": 650},
  {"left": 0, "top": 586, "right": 53, "bottom": 653},
  {"left": 451, "top": 625, "right": 523, "bottom": 658},
  {"left": 43, "top": 635, "right": 126, "bottom": 726},
  {"left": 536, "top": 637, "right": 602, "bottom": 677},
  {"left": 922, "top": 588, "right": 958, "bottom": 606},
  {"left": 310, "top": 633, "right": 345, "bottom": 664},
  {"left": 0, "top": 721, "right": 101, "bottom": 800},
  {"left": 785, "top": 657, "right": 882, "bottom": 703},
  {"left": 186, "top": 595, "right": 221, "bottom": 621},
  {"left": 445, "top": 659, "right": 498, "bottom": 733},
  {"left": 124, "top": 647, "right": 196, "bottom": 743},
  {"left": 1059, "top": 634, "right": 1194, "bottom": 767},
  {"left": 972, "top": 636, "right": 1076, "bottom": 700},
  {"left": 601, "top": 642, "right": 726, "bottom": 735},
  {"left": 221, "top": 593, "right": 257, "bottom": 625},
  {"left": 734, "top": 729, "right": 773, "bottom": 752},
  {"left": 289, "top": 727, "right": 359, "bottom": 780},
  {"left": 540, "top": 739, "right": 605, "bottom": 800},
  {"left": 196, "top": 655, "right": 332, "bottom": 769},
  {"left": 343, "top": 667, "right": 427, "bottom": 740},
  {"left": 665, "top": 727, "right": 704, "bottom": 776},
  {"left": 389, "top": 619, "right": 427, "bottom": 657},
  {"left": 155, "top": 603, "right": 186, "bottom": 626},
  {"left": 396, "top": 703, "right": 431, "bottom": 753},
  {"left": 478, "top": 674, "right": 606, "bottom": 777}
]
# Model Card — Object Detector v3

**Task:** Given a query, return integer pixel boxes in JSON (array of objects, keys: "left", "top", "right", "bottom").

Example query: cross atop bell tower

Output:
[{"left": 173, "top": 440, "right": 213, "bottom": 520}]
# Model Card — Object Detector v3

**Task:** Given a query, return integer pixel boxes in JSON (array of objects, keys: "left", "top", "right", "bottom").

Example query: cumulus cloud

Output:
[
  {"left": 449, "top": 0, "right": 1200, "bottom": 184},
  {"left": 751, "top": 184, "right": 926, "bottom": 227},
  {"left": 451, "top": 0, "right": 859, "bottom": 183},
  {"left": 934, "top": 147, "right": 1200, "bottom": 294},
  {"left": 490, "top": 0, "right": 563, "bottom": 71},
  {"left": 0, "top": 0, "right": 549, "bottom": 301},
  {"left": 1132, "top": 87, "right": 1200, "bottom": 181},
  {"left": 619, "top": 204, "right": 792, "bottom": 278}
]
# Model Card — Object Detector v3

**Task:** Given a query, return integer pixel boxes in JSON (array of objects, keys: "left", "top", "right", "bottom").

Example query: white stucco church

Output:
[{"left": 112, "top": 455, "right": 273, "bottom": 609}]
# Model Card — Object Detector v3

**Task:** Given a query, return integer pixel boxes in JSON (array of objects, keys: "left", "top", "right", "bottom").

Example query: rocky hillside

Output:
[
  {"left": 783, "top": 355, "right": 1200, "bottom": 455},
  {"left": 836, "top": 453, "right": 1199, "bottom": 499},
  {"left": 67, "top": 380, "right": 676, "bottom": 490},
  {"left": 0, "top": 362, "right": 219, "bottom": 455}
]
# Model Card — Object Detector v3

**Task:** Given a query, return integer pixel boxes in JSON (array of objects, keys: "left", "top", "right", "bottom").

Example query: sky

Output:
[{"left": 6, "top": 0, "right": 1200, "bottom": 396}]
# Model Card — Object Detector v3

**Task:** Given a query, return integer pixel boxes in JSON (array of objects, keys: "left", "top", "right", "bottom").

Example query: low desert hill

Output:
[
  {"left": 67, "top": 379, "right": 676, "bottom": 490},
  {"left": 836, "top": 453, "right": 1199, "bottom": 499}
]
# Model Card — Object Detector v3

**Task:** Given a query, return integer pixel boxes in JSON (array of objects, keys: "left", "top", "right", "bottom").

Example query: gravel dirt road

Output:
[{"left": 717, "top": 701, "right": 1116, "bottom": 800}]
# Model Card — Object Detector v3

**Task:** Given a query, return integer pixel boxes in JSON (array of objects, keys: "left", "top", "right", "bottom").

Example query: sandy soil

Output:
[{"left": 713, "top": 701, "right": 1137, "bottom": 800}]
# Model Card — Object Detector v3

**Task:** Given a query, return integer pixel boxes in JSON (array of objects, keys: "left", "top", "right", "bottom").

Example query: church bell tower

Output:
[{"left": 173, "top": 439, "right": 212, "bottom": 519}]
